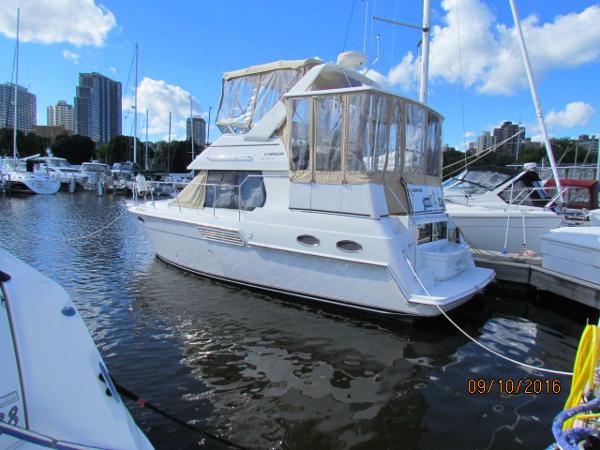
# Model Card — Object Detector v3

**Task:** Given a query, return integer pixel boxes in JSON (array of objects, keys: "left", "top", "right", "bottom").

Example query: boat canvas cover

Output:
[
  {"left": 172, "top": 171, "right": 208, "bottom": 208},
  {"left": 217, "top": 59, "right": 322, "bottom": 132}
]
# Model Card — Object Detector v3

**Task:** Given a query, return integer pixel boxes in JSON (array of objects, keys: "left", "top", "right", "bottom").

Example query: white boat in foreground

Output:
[
  {"left": 444, "top": 165, "right": 563, "bottom": 253},
  {"left": 0, "top": 248, "right": 153, "bottom": 449},
  {"left": 129, "top": 54, "right": 494, "bottom": 317}
]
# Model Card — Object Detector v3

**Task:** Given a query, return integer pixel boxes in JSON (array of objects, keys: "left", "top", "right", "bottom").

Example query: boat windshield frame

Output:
[{"left": 445, "top": 169, "right": 513, "bottom": 194}]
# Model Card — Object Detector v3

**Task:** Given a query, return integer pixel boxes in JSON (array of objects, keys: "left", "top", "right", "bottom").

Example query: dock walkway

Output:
[{"left": 473, "top": 251, "right": 600, "bottom": 310}]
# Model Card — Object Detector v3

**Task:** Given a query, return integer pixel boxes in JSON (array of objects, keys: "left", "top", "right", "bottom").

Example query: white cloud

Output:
[
  {"left": 0, "top": 0, "right": 116, "bottom": 46},
  {"left": 464, "top": 130, "right": 475, "bottom": 138},
  {"left": 382, "top": 1, "right": 600, "bottom": 96},
  {"left": 62, "top": 49, "right": 79, "bottom": 64},
  {"left": 123, "top": 77, "right": 201, "bottom": 141},
  {"left": 545, "top": 102, "right": 595, "bottom": 129},
  {"left": 108, "top": 67, "right": 117, "bottom": 75}
]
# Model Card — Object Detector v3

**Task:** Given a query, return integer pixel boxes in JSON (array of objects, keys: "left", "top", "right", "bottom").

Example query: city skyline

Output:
[{"left": 0, "top": 1, "right": 598, "bottom": 148}]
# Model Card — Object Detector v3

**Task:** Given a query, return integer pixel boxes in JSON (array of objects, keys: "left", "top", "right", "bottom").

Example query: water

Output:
[{"left": 1, "top": 192, "right": 597, "bottom": 450}]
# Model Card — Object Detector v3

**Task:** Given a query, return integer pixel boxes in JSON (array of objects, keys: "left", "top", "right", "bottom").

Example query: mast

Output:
[
  {"left": 133, "top": 42, "right": 138, "bottom": 165},
  {"left": 508, "top": 0, "right": 563, "bottom": 203},
  {"left": 372, "top": 0, "right": 430, "bottom": 103},
  {"left": 189, "top": 93, "right": 195, "bottom": 162},
  {"left": 167, "top": 111, "right": 171, "bottom": 174},
  {"left": 13, "top": 8, "right": 20, "bottom": 159},
  {"left": 419, "top": 0, "right": 430, "bottom": 104},
  {"left": 145, "top": 108, "right": 148, "bottom": 170},
  {"left": 207, "top": 106, "right": 212, "bottom": 146}
]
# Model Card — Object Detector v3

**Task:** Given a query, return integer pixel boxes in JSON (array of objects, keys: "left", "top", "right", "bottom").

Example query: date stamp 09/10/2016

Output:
[{"left": 467, "top": 378, "right": 562, "bottom": 395}]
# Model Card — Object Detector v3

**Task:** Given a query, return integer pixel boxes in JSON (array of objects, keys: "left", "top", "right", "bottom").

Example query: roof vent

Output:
[{"left": 336, "top": 51, "right": 367, "bottom": 71}]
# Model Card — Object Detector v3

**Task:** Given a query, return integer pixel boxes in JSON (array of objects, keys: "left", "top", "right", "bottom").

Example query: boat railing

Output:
[{"left": 133, "top": 174, "right": 288, "bottom": 222}]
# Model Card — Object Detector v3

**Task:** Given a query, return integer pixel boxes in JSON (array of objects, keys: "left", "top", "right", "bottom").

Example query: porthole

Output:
[
  {"left": 336, "top": 240, "right": 363, "bottom": 253},
  {"left": 297, "top": 234, "right": 320, "bottom": 247}
]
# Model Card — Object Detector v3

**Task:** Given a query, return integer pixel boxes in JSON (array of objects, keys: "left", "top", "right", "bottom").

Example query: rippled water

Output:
[{"left": 1, "top": 192, "right": 597, "bottom": 450}]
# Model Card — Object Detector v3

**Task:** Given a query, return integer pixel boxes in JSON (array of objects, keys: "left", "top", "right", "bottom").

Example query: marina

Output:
[
  {"left": 1, "top": 0, "right": 599, "bottom": 448},
  {"left": 0, "top": 191, "right": 598, "bottom": 449}
]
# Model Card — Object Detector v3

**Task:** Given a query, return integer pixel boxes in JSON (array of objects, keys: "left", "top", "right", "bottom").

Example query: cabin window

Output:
[
  {"left": 347, "top": 93, "right": 389, "bottom": 174},
  {"left": 314, "top": 96, "right": 343, "bottom": 172},
  {"left": 417, "top": 221, "right": 447, "bottom": 245},
  {"left": 433, "top": 221, "right": 448, "bottom": 241},
  {"left": 417, "top": 223, "right": 432, "bottom": 244},
  {"left": 289, "top": 98, "right": 311, "bottom": 171},
  {"left": 386, "top": 99, "right": 403, "bottom": 172},
  {"left": 238, "top": 172, "right": 266, "bottom": 210},
  {"left": 426, "top": 114, "right": 441, "bottom": 177},
  {"left": 405, "top": 104, "right": 425, "bottom": 175},
  {"left": 204, "top": 171, "right": 265, "bottom": 211}
]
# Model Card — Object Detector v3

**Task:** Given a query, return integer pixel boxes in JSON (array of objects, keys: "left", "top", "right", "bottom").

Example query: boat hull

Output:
[
  {"left": 448, "top": 206, "right": 562, "bottom": 253},
  {"left": 8, "top": 175, "right": 60, "bottom": 194},
  {"left": 134, "top": 207, "right": 493, "bottom": 317}
]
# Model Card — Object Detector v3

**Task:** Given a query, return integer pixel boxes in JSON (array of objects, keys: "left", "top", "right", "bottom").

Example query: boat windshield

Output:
[
  {"left": 52, "top": 159, "right": 71, "bottom": 168},
  {"left": 446, "top": 170, "right": 512, "bottom": 194},
  {"left": 216, "top": 59, "right": 321, "bottom": 134}
]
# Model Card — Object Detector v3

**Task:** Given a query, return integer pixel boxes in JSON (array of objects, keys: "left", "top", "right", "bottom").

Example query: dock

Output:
[{"left": 473, "top": 251, "right": 600, "bottom": 310}]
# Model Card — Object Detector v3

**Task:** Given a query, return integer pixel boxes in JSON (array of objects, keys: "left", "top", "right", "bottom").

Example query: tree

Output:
[
  {"left": 52, "top": 134, "right": 95, "bottom": 164},
  {"left": 0, "top": 128, "right": 26, "bottom": 156},
  {"left": 442, "top": 147, "right": 466, "bottom": 178},
  {"left": 22, "top": 133, "right": 51, "bottom": 157}
]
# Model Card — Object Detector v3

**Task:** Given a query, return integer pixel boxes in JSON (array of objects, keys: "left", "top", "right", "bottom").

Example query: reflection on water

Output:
[{"left": 0, "top": 192, "right": 596, "bottom": 449}]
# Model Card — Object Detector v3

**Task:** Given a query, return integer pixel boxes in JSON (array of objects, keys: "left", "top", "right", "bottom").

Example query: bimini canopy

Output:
[
  {"left": 284, "top": 86, "right": 443, "bottom": 187},
  {"left": 216, "top": 58, "right": 322, "bottom": 135}
]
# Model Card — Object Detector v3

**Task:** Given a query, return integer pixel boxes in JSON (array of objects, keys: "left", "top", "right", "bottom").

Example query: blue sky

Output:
[{"left": 0, "top": 0, "right": 599, "bottom": 148}]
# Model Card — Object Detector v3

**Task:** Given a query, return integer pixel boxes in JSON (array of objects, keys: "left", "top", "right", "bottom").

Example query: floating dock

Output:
[{"left": 473, "top": 251, "right": 600, "bottom": 310}]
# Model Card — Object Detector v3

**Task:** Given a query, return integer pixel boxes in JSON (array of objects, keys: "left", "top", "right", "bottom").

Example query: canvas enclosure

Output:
[{"left": 284, "top": 88, "right": 443, "bottom": 214}]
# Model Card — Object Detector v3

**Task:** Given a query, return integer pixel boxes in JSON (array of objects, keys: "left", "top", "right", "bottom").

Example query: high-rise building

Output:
[
  {"left": 476, "top": 131, "right": 495, "bottom": 155},
  {"left": 492, "top": 121, "right": 525, "bottom": 159},
  {"left": 0, "top": 83, "right": 37, "bottom": 133},
  {"left": 186, "top": 116, "right": 206, "bottom": 147},
  {"left": 47, "top": 100, "right": 74, "bottom": 132},
  {"left": 74, "top": 73, "right": 121, "bottom": 143}
]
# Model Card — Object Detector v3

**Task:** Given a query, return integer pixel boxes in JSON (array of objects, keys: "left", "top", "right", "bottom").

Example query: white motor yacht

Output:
[
  {"left": 0, "top": 248, "right": 153, "bottom": 449},
  {"left": 129, "top": 55, "right": 494, "bottom": 317},
  {"left": 78, "top": 160, "right": 111, "bottom": 190},
  {"left": 0, "top": 158, "right": 60, "bottom": 195},
  {"left": 29, "top": 154, "right": 83, "bottom": 186},
  {"left": 444, "top": 164, "right": 563, "bottom": 253}
]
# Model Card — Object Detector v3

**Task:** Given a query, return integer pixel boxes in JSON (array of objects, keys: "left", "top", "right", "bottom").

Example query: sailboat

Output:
[{"left": 2, "top": 9, "right": 60, "bottom": 195}]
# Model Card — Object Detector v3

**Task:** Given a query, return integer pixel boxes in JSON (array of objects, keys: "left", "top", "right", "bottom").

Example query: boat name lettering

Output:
[{"left": 263, "top": 152, "right": 285, "bottom": 157}]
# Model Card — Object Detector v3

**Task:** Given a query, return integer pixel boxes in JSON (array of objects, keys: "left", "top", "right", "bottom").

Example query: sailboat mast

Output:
[
  {"left": 189, "top": 93, "right": 194, "bottom": 163},
  {"left": 13, "top": 8, "right": 20, "bottom": 159},
  {"left": 508, "top": 0, "right": 563, "bottom": 203},
  {"left": 145, "top": 108, "right": 148, "bottom": 171},
  {"left": 133, "top": 42, "right": 138, "bottom": 165},
  {"left": 419, "top": 0, "right": 430, "bottom": 104}
]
